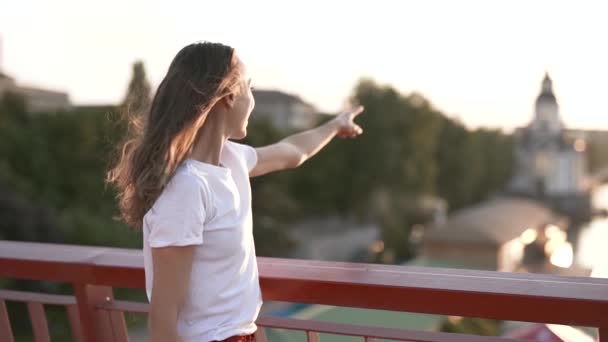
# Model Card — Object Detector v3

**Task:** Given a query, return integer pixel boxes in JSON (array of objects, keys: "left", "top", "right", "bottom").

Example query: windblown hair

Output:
[{"left": 107, "top": 42, "right": 243, "bottom": 230}]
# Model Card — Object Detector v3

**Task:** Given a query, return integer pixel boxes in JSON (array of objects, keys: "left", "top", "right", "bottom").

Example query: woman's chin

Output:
[{"left": 231, "top": 130, "right": 247, "bottom": 140}]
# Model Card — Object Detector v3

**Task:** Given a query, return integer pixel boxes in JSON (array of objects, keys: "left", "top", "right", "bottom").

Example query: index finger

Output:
[{"left": 348, "top": 105, "right": 365, "bottom": 118}]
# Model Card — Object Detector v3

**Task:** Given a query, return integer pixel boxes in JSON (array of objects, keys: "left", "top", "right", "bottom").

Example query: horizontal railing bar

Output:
[
  {"left": 91, "top": 305, "right": 533, "bottom": 342},
  {"left": 259, "top": 258, "right": 608, "bottom": 300},
  {"left": 0, "top": 289, "right": 75, "bottom": 306},
  {"left": 256, "top": 316, "right": 528, "bottom": 342},
  {"left": 96, "top": 299, "right": 149, "bottom": 314},
  {"left": 1, "top": 240, "right": 607, "bottom": 328}
]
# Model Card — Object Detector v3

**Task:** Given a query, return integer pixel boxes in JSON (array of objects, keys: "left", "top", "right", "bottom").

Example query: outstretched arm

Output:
[{"left": 250, "top": 106, "right": 364, "bottom": 177}]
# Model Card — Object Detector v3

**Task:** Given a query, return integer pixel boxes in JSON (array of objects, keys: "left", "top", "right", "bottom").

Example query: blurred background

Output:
[{"left": 1, "top": 0, "right": 607, "bottom": 341}]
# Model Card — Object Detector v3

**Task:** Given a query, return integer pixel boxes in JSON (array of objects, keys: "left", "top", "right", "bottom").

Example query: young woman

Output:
[{"left": 107, "top": 42, "right": 364, "bottom": 342}]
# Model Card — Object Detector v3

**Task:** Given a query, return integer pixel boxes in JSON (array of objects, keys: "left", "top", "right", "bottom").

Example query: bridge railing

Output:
[{"left": 0, "top": 240, "right": 607, "bottom": 341}]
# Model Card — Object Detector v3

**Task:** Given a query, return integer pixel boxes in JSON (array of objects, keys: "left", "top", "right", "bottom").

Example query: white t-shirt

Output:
[{"left": 143, "top": 140, "right": 262, "bottom": 342}]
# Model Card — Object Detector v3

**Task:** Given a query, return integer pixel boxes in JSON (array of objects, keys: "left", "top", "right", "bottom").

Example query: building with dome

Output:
[
  {"left": 0, "top": 38, "right": 70, "bottom": 113},
  {"left": 508, "top": 73, "right": 590, "bottom": 219}
]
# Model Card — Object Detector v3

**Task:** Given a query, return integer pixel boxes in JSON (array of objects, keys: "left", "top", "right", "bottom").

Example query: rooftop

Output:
[{"left": 425, "top": 197, "right": 555, "bottom": 245}]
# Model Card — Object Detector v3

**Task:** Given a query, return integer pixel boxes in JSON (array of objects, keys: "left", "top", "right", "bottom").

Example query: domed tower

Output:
[
  {"left": 509, "top": 72, "right": 590, "bottom": 220},
  {"left": 530, "top": 72, "right": 562, "bottom": 138}
]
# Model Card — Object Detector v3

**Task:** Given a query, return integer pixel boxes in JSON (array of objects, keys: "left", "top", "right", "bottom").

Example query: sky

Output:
[{"left": 1, "top": 0, "right": 607, "bottom": 131}]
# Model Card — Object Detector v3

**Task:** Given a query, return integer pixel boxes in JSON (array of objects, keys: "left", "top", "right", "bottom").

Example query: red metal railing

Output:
[{"left": 0, "top": 240, "right": 607, "bottom": 341}]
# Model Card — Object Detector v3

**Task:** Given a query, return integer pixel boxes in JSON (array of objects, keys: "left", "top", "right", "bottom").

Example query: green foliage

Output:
[
  {"left": 0, "top": 91, "right": 27, "bottom": 123},
  {"left": 243, "top": 119, "right": 299, "bottom": 256},
  {"left": 436, "top": 118, "right": 513, "bottom": 211},
  {"left": 0, "top": 99, "right": 135, "bottom": 247},
  {"left": 440, "top": 317, "right": 501, "bottom": 336}
]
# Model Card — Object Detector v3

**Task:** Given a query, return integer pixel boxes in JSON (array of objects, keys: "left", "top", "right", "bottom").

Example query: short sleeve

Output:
[
  {"left": 230, "top": 141, "right": 258, "bottom": 172},
  {"left": 145, "top": 173, "right": 209, "bottom": 248}
]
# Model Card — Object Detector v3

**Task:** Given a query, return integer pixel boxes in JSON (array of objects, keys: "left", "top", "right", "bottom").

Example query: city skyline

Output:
[{"left": 1, "top": 0, "right": 607, "bottom": 131}]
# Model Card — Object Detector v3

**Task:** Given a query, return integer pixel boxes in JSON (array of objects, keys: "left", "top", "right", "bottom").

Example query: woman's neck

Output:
[{"left": 189, "top": 113, "right": 229, "bottom": 167}]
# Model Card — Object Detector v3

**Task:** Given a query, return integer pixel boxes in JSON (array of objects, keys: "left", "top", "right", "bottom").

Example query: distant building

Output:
[
  {"left": 252, "top": 89, "right": 320, "bottom": 130},
  {"left": 508, "top": 73, "right": 590, "bottom": 219},
  {"left": 15, "top": 85, "right": 71, "bottom": 113},
  {"left": 421, "top": 197, "right": 558, "bottom": 272},
  {"left": 567, "top": 128, "right": 608, "bottom": 176},
  {"left": 0, "top": 44, "right": 70, "bottom": 113}
]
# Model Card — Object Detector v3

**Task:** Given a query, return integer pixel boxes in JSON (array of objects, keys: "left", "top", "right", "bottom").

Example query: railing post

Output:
[
  {"left": 27, "top": 302, "right": 50, "bottom": 342},
  {"left": 66, "top": 304, "right": 84, "bottom": 342},
  {"left": 254, "top": 328, "right": 267, "bottom": 342},
  {"left": 0, "top": 299, "right": 14, "bottom": 342},
  {"left": 306, "top": 331, "right": 320, "bottom": 342},
  {"left": 73, "top": 283, "right": 129, "bottom": 342}
]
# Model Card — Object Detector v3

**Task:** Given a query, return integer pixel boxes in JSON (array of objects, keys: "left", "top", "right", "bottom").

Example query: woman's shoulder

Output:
[
  {"left": 147, "top": 166, "right": 215, "bottom": 217},
  {"left": 172, "top": 163, "right": 215, "bottom": 195},
  {"left": 225, "top": 140, "right": 257, "bottom": 171}
]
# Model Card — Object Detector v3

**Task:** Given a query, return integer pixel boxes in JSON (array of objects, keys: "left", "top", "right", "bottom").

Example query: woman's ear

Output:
[{"left": 220, "top": 93, "right": 236, "bottom": 109}]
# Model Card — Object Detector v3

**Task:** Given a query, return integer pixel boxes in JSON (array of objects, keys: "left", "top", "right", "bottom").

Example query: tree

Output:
[
  {"left": 440, "top": 316, "right": 501, "bottom": 336},
  {"left": 243, "top": 119, "right": 299, "bottom": 256},
  {"left": 122, "top": 61, "right": 152, "bottom": 116},
  {"left": 0, "top": 91, "right": 27, "bottom": 124},
  {"left": 435, "top": 117, "right": 481, "bottom": 210},
  {"left": 436, "top": 117, "right": 513, "bottom": 212},
  {"left": 340, "top": 79, "right": 443, "bottom": 261}
]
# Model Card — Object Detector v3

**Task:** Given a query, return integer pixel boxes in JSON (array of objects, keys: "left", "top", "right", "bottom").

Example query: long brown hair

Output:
[{"left": 107, "top": 42, "right": 243, "bottom": 230}]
